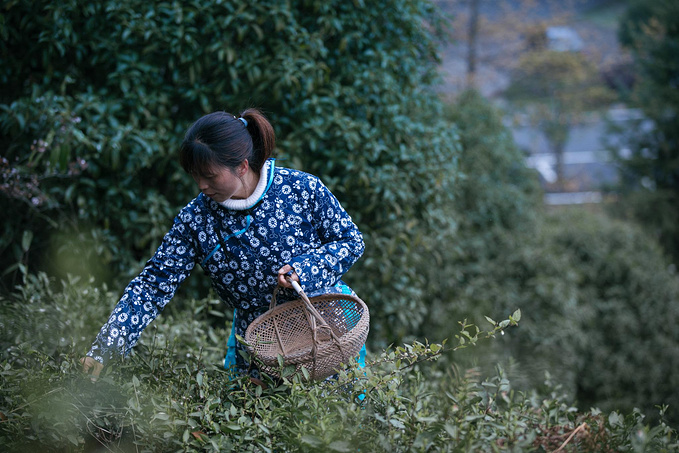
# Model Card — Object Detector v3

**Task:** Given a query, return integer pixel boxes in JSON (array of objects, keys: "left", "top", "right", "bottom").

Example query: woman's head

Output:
[{"left": 179, "top": 108, "right": 275, "bottom": 178}]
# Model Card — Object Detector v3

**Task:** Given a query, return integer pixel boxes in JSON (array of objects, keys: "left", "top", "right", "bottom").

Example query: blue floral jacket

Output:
[{"left": 87, "top": 159, "right": 365, "bottom": 371}]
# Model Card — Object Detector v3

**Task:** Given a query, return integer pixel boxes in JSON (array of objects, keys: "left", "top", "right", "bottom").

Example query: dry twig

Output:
[{"left": 553, "top": 422, "right": 588, "bottom": 453}]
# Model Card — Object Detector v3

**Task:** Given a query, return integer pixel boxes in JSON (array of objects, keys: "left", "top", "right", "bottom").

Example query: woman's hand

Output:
[
  {"left": 80, "top": 356, "right": 103, "bottom": 382},
  {"left": 277, "top": 264, "right": 299, "bottom": 288}
]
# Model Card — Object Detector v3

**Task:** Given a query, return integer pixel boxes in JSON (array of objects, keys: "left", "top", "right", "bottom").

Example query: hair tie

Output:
[{"left": 239, "top": 117, "right": 248, "bottom": 127}]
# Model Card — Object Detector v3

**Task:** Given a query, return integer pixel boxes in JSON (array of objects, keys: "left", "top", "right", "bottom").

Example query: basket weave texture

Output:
[{"left": 245, "top": 286, "right": 369, "bottom": 381}]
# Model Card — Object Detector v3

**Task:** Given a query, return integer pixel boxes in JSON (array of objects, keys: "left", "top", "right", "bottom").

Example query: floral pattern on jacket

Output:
[{"left": 87, "top": 159, "right": 365, "bottom": 371}]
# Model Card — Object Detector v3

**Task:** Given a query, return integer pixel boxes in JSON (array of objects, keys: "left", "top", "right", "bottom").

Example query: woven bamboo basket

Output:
[{"left": 245, "top": 280, "right": 369, "bottom": 381}]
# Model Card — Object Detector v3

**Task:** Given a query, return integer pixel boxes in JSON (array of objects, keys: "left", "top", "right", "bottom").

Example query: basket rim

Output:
[{"left": 246, "top": 292, "right": 368, "bottom": 333}]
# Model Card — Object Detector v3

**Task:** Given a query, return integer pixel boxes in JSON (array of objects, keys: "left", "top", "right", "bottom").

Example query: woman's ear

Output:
[{"left": 237, "top": 160, "right": 249, "bottom": 177}]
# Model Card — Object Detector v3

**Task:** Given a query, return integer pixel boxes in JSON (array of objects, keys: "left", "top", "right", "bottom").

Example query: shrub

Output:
[
  {"left": 0, "top": 0, "right": 461, "bottom": 348},
  {"left": 2, "top": 275, "right": 677, "bottom": 452},
  {"left": 612, "top": 0, "right": 679, "bottom": 264},
  {"left": 545, "top": 209, "right": 679, "bottom": 423},
  {"left": 420, "top": 90, "right": 542, "bottom": 339},
  {"left": 474, "top": 209, "right": 679, "bottom": 425}
]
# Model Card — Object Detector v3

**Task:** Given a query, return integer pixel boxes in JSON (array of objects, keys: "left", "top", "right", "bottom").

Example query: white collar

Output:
[{"left": 219, "top": 159, "right": 274, "bottom": 211}]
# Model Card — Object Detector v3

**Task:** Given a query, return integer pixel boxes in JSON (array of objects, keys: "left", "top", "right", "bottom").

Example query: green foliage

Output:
[
  {"left": 0, "top": 273, "right": 229, "bottom": 369},
  {"left": 440, "top": 217, "right": 585, "bottom": 401},
  {"left": 0, "top": 0, "right": 461, "bottom": 347},
  {"left": 481, "top": 209, "right": 679, "bottom": 425},
  {"left": 611, "top": 0, "right": 679, "bottom": 264},
  {"left": 428, "top": 92, "right": 679, "bottom": 427},
  {"left": 444, "top": 90, "right": 541, "bottom": 243},
  {"left": 419, "top": 90, "right": 541, "bottom": 340},
  {"left": 544, "top": 209, "right": 679, "bottom": 421},
  {"left": 2, "top": 275, "right": 677, "bottom": 452},
  {"left": 418, "top": 92, "right": 679, "bottom": 423},
  {"left": 3, "top": 0, "right": 678, "bottom": 440},
  {"left": 264, "top": 0, "right": 461, "bottom": 345},
  {"left": 0, "top": 272, "right": 111, "bottom": 361},
  {"left": 505, "top": 50, "right": 615, "bottom": 111}
]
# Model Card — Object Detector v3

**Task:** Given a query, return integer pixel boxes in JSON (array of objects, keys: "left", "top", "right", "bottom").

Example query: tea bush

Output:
[
  {"left": 452, "top": 208, "right": 679, "bottom": 426},
  {"left": 418, "top": 90, "right": 542, "bottom": 337},
  {"left": 1, "top": 275, "right": 677, "bottom": 452},
  {"left": 414, "top": 90, "right": 679, "bottom": 426},
  {"left": 544, "top": 209, "right": 679, "bottom": 421}
]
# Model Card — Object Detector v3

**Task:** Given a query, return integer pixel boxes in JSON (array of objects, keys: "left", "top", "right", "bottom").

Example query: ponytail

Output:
[
  {"left": 239, "top": 108, "right": 276, "bottom": 173},
  {"left": 179, "top": 108, "right": 276, "bottom": 177}
]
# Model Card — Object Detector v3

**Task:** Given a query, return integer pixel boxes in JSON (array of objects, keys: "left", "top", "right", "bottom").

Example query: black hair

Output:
[{"left": 179, "top": 108, "right": 275, "bottom": 176}]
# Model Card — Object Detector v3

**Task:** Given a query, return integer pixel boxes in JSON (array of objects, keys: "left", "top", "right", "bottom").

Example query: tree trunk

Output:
[
  {"left": 554, "top": 141, "right": 565, "bottom": 191},
  {"left": 466, "top": 0, "right": 481, "bottom": 88}
]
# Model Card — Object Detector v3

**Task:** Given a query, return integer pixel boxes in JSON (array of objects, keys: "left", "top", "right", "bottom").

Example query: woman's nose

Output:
[{"left": 196, "top": 177, "right": 208, "bottom": 190}]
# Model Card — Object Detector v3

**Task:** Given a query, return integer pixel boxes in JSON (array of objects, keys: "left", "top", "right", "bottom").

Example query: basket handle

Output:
[
  {"left": 287, "top": 278, "right": 332, "bottom": 333},
  {"left": 273, "top": 274, "right": 348, "bottom": 364},
  {"left": 270, "top": 269, "right": 296, "bottom": 310},
  {"left": 289, "top": 278, "right": 347, "bottom": 366}
]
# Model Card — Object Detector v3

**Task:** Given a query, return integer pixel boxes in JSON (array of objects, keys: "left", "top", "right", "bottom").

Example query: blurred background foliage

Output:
[
  {"left": 1, "top": 0, "right": 679, "bottom": 445},
  {"left": 504, "top": 49, "right": 617, "bottom": 190},
  {"left": 607, "top": 0, "right": 679, "bottom": 265}
]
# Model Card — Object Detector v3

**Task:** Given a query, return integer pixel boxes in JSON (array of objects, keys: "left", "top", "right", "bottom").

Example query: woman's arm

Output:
[
  {"left": 84, "top": 215, "right": 197, "bottom": 369},
  {"left": 288, "top": 178, "right": 364, "bottom": 292}
]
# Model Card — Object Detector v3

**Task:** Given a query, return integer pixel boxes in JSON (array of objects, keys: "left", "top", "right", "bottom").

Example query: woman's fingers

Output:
[
  {"left": 276, "top": 265, "right": 298, "bottom": 288},
  {"left": 80, "top": 357, "right": 103, "bottom": 382}
]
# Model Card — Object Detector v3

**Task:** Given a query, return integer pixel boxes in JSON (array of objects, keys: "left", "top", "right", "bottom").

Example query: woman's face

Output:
[{"left": 192, "top": 163, "right": 246, "bottom": 203}]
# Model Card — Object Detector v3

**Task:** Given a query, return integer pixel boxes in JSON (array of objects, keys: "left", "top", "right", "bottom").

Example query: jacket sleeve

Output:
[
  {"left": 289, "top": 178, "right": 365, "bottom": 292},
  {"left": 86, "top": 215, "right": 197, "bottom": 365}
]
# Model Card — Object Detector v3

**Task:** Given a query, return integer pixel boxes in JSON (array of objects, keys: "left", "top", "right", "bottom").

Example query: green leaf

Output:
[
  {"left": 21, "top": 230, "right": 33, "bottom": 253},
  {"left": 608, "top": 412, "right": 623, "bottom": 428},
  {"left": 511, "top": 309, "right": 521, "bottom": 322},
  {"left": 389, "top": 418, "right": 405, "bottom": 429},
  {"left": 328, "top": 440, "right": 352, "bottom": 452},
  {"left": 300, "top": 435, "right": 323, "bottom": 448},
  {"left": 281, "top": 365, "right": 295, "bottom": 378},
  {"left": 66, "top": 434, "right": 80, "bottom": 446}
]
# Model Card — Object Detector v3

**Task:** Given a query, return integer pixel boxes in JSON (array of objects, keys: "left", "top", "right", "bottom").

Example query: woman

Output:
[{"left": 81, "top": 108, "right": 365, "bottom": 379}]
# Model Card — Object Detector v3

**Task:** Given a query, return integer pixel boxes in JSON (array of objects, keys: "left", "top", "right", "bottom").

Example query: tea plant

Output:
[{"left": 1, "top": 277, "right": 677, "bottom": 451}]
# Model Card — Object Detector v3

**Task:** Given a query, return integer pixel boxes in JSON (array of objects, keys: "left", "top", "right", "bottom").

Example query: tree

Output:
[
  {"left": 613, "top": 0, "right": 679, "bottom": 264},
  {"left": 504, "top": 48, "right": 615, "bottom": 189},
  {"left": 436, "top": 0, "right": 583, "bottom": 93}
]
